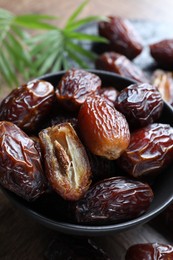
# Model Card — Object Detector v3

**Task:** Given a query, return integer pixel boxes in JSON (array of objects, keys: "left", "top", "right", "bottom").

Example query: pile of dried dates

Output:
[
  {"left": 0, "top": 65, "right": 172, "bottom": 227},
  {"left": 1, "top": 15, "right": 173, "bottom": 229},
  {"left": 95, "top": 16, "right": 173, "bottom": 108}
]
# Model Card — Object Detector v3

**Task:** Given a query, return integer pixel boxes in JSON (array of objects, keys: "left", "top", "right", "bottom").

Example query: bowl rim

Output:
[{"left": 2, "top": 69, "right": 173, "bottom": 236}]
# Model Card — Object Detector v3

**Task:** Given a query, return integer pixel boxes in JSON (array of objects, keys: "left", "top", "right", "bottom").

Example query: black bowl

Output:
[{"left": 2, "top": 70, "right": 173, "bottom": 236}]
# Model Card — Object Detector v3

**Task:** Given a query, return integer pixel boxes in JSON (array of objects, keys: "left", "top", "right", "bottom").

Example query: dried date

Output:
[
  {"left": 115, "top": 83, "right": 163, "bottom": 129},
  {"left": 152, "top": 69, "right": 173, "bottom": 106},
  {"left": 56, "top": 69, "right": 101, "bottom": 111},
  {"left": 118, "top": 123, "right": 173, "bottom": 178},
  {"left": 39, "top": 122, "right": 91, "bottom": 201},
  {"left": 95, "top": 52, "right": 147, "bottom": 83},
  {"left": 86, "top": 149, "right": 115, "bottom": 183},
  {"left": 0, "top": 121, "right": 46, "bottom": 201},
  {"left": 78, "top": 96, "right": 130, "bottom": 160},
  {"left": 150, "top": 39, "right": 173, "bottom": 68},
  {"left": 0, "top": 80, "right": 55, "bottom": 133},
  {"left": 98, "top": 16, "right": 143, "bottom": 59},
  {"left": 125, "top": 243, "right": 173, "bottom": 260},
  {"left": 73, "top": 176, "right": 153, "bottom": 224},
  {"left": 97, "top": 86, "right": 119, "bottom": 107}
]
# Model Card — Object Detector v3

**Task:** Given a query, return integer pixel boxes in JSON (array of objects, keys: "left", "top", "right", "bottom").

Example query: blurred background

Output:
[{"left": 1, "top": 0, "right": 173, "bottom": 27}]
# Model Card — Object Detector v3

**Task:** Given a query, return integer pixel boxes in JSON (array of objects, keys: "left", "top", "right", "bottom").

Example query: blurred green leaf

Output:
[
  {"left": 65, "top": 0, "right": 88, "bottom": 26},
  {"left": 0, "top": 1, "right": 107, "bottom": 87}
]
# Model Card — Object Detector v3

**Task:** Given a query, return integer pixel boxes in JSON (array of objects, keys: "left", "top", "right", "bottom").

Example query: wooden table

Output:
[{"left": 1, "top": 1, "right": 173, "bottom": 259}]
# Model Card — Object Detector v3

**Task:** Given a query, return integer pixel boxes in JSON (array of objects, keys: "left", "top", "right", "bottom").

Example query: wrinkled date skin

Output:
[
  {"left": 0, "top": 80, "right": 55, "bottom": 133},
  {"left": 152, "top": 69, "right": 173, "bottom": 106},
  {"left": 98, "top": 16, "right": 143, "bottom": 59},
  {"left": 78, "top": 96, "right": 130, "bottom": 160},
  {"left": 118, "top": 123, "right": 173, "bottom": 178},
  {"left": 56, "top": 69, "right": 101, "bottom": 111},
  {"left": 0, "top": 121, "right": 46, "bottom": 201},
  {"left": 95, "top": 52, "right": 147, "bottom": 83},
  {"left": 73, "top": 176, "right": 153, "bottom": 224},
  {"left": 115, "top": 83, "right": 163, "bottom": 129},
  {"left": 97, "top": 86, "right": 119, "bottom": 107},
  {"left": 39, "top": 122, "right": 91, "bottom": 201},
  {"left": 150, "top": 39, "right": 173, "bottom": 68},
  {"left": 45, "top": 236, "right": 110, "bottom": 260},
  {"left": 125, "top": 243, "right": 173, "bottom": 260}
]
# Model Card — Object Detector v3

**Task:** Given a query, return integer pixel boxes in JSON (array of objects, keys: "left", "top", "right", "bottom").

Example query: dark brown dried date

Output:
[
  {"left": 115, "top": 83, "right": 163, "bottom": 129},
  {"left": 45, "top": 236, "right": 111, "bottom": 260},
  {"left": 0, "top": 121, "right": 46, "bottom": 201},
  {"left": 98, "top": 16, "right": 143, "bottom": 59},
  {"left": 86, "top": 148, "right": 115, "bottom": 183},
  {"left": 125, "top": 243, "right": 173, "bottom": 260},
  {"left": 73, "top": 176, "right": 153, "bottom": 224},
  {"left": 95, "top": 52, "right": 147, "bottom": 83},
  {"left": 48, "top": 114, "right": 79, "bottom": 133},
  {"left": 97, "top": 86, "right": 119, "bottom": 107},
  {"left": 39, "top": 122, "right": 91, "bottom": 201},
  {"left": 0, "top": 80, "right": 55, "bottom": 133},
  {"left": 150, "top": 39, "right": 173, "bottom": 68},
  {"left": 118, "top": 123, "right": 173, "bottom": 178},
  {"left": 56, "top": 69, "right": 101, "bottom": 111}
]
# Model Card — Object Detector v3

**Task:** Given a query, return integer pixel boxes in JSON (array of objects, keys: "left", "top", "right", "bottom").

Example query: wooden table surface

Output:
[{"left": 1, "top": 1, "right": 173, "bottom": 259}]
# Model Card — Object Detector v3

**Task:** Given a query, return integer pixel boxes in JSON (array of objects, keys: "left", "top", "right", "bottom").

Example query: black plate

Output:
[{"left": 2, "top": 70, "right": 173, "bottom": 236}]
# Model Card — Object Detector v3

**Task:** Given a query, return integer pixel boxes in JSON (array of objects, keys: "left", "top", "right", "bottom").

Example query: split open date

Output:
[{"left": 0, "top": 68, "right": 172, "bottom": 227}]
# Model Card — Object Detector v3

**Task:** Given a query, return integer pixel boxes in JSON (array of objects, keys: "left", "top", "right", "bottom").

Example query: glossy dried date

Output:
[
  {"left": 73, "top": 176, "right": 153, "bottom": 224},
  {"left": 150, "top": 39, "right": 173, "bottom": 68},
  {"left": 56, "top": 69, "right": 101, "bottom": 111},
  {"left": 115, "top": 83, "right": 163, "bottom": 129},
  {"left": 39, "top": 123, "right": 91, "bottom": 201},
  {"left": 0, "top": 80, "right": 55, "bottom": 133},
  {"left": 97, "top": 86, "right": 119, "bottom": 107},
  {"left": 152, "top": 69, "right": 173, "bottom": 106},
  {"left": 95, "top": 52, "right": 147, "bottom": 83},
  {"left": 98, "top": 16, "right": 143, "bottom": 59},
  {"left": 78, "top": 96, "right": 130, "bottom": 160},
  {"left": 125, "top": 243, "right": 173, "bottom": 260},
  {"left": 118, "top": 123, "right": 173, "bottom": 178},
  {"left": 0, "top": 121, "right": 46, "bottom": 200}
]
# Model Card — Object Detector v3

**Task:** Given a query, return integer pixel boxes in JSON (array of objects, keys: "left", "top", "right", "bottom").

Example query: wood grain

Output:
[
  {"left": 0, "top": 190, "right": 171, "bottom": 260},
  {"left": 0, "top": 0, "right": 173, "bottom": 27}
]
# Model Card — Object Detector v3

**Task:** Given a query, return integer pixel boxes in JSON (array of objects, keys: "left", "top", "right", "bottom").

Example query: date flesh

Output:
[
  {"left": 56, "top": 69, "right": 101, "bottom": 111},
  {"left": 95, "top": 52, "right": 147, "bottom": 83},
  {"left": 115, "top": 83, "right": 163, "bottom": 129},
  {"left": 118, "top": 123, "right": 173, "bottom": 178},
  {"left": 39, "top": 123, "right": 91, "bottom": 201},
  {"left": 0, "top": 80, "right": 55, "bottom": 133},
  {"left": 150, "top": 39, "right": 173, "bottom": 68},
  {"left": 98, "top": 16, "right": 143, "bottom": 59},
  {"left": 125, "top": 243, "right": 173, "bottom": 260},
  {"left": 0, "top": 121, "right": 46, "bottom": 201},
  {"left": 78, "top": 96, "right": 130, "bottom": 160},
  {"left": 73, "top": 176, "right": 153, "bottom": 224}
]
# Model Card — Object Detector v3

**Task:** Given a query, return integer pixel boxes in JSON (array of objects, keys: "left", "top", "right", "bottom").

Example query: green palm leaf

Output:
[{"left": 0, "top": 1, "right": 107, "bottom": 87}]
